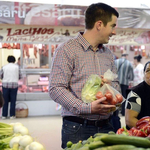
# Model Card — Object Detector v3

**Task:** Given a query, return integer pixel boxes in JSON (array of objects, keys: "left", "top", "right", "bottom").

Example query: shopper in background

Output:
[
  {"left": 133, "top": 55, "right": 144, "bottom": 86},
  {"left": 0, "top": 91, "right": 4, "bottom": 108},
  {"left": 115, "top": 50, "right": 134, "bottom": 116},
  {"left": 49, "top": 3, "right": 120, "bottom": 148},
  {"left": 0, "top": 55, "right": 22, "bottom": 119},
  {"left": 17, "top": 57, "right": 21, "bottom": 67},
  {"left": 125, "top": 61, "right": 150, "bottom": 129}
]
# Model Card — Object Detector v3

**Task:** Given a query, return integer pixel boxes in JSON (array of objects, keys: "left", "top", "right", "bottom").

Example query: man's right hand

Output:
[{"left": 91, "top": 97, "right": 116, "bottom": 115}]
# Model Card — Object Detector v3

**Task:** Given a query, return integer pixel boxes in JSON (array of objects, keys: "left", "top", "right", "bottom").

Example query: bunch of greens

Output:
[{"left": 81, "top": 74, "right": 101, "bottom": 103}]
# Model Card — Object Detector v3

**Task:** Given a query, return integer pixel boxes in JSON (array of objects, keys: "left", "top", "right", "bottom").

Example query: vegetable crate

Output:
[{"left": 15, "top": 102, "right": 28, "bottom": 118}]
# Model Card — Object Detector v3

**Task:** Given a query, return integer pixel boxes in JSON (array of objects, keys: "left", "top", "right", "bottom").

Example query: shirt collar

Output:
[{"left": 76, "top": 32, "right": 105, "bottom": 52}]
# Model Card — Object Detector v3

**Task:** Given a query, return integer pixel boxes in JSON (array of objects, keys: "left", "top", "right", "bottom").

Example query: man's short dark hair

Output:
[
  {"left": 85, "top": 3, "right": 119, "bottom": 29},
  {"left": 7, "top": 55, "right": 16, "bottom": 63}
]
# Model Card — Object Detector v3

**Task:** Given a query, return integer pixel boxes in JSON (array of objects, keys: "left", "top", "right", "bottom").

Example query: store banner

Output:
[
  {"left": 0, "top": 25, "right": 150, "bottom": 45},
  {"left": 0, "top": 25, "right": 84, "bottom": 43},
  {"left": 1, "top": 1, "right": 150, "bottom": 29}
]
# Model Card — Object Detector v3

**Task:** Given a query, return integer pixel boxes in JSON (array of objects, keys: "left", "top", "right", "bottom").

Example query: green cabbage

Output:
[{"left": 81, "top": 74, "right": 101, "bottom": 103}]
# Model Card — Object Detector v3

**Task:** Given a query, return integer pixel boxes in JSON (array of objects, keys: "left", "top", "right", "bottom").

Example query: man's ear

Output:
[{"left": 95, "top": 20, "right": 103, "bottom": 31}]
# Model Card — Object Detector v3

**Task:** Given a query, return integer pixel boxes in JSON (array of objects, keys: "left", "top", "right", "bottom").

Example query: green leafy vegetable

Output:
[{"left": 81, "top": 74, "right": 101, "bottom": 103}]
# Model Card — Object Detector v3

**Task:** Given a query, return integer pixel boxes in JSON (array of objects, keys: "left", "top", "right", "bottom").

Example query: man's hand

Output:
[{"left": 91, "top": 97, "right": 116, "bottom": 115}]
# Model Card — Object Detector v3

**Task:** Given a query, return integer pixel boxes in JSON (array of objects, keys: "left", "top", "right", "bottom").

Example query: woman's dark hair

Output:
[
  {"left": 85, "top": 3, "right": 119, "bottom": 29},
  {"left": 144, "top": 61, "right": 150, "bottom": 72},
  {"left": 134, "top": 55, "right": 142, "bottom": 62},
  {"left": 7, "top": 55, "right": 16, "bottom": 63}
]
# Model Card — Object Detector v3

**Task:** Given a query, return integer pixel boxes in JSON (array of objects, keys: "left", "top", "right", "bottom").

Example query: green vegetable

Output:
[
  {"left": 88, "top": 141, "right": 105, "bottom": 150},
  {"left": 81, "top": 74, "right": 101, "bottom": 103},
  {"left": 67, "top": 141, "right": 73, "bottom": 148},
  {"left": 100, "top": 134, "right": 150, "bottom": 148},
  {"left": 72, "top": 141, "right": 82, "bottom": 150},
  {"left": 94, "top": 144, "right": 136, "bottom": 150}
]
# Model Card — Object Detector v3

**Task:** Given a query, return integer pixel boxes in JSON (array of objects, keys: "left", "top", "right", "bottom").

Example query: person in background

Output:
[
  {"left": 0, "top": 91, "right": 4, "bottom": 108},
  {"left": 133, "top": 55, "right": 144, "bottom": 86},
  {"left": 49, "top": 3, "right": 120, "bottom": 148},
  {"left": 115, "top": 50, "right": 134, "bottom": 116},
  {"left": 0, "top": 55, "right": 22, "bottom": 119},
  {"left": 125, "top": 61, "right": 150, "bottom": 129},
  {"left": 17, "top": 57, "right": 21, "bottom": 67}
]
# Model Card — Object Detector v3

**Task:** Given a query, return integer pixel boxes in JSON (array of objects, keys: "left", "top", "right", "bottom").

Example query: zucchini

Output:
[
  {"left": 93, "top": 136, "right": 102, "bottom": 142},
  {"left": 88, "top": 141, "right": 106, "bottom": 150},
  {"left": 93, "top": 133, "right": 108, "bottom": 138},
  {"left": 72, "top": 141, "right": 82, "bottom": 150},
  {"left": 100, "top": 134, "right": 150, "bottom": 148},
  {"left": 94, "top": 144, "right": 136, "bottom": 150}
]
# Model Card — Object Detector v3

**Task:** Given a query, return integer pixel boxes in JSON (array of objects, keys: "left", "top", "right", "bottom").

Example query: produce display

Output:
[
  {"left": 64, "top": 116, "right": 150, "bottom": 150},
  {"left": 0, "top": 122, "right": 45, "bottom": 150},
  {"left": 64, "top": 131, "right": 150, "bottom": 150},
  {"left": 117, "top": 116, "right": 150, "bottom": 137}
]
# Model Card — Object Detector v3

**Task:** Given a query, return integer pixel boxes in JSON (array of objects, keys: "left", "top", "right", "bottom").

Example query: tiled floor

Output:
[{"left": 1, "top": 115, "right": 125, "bottom": 150}]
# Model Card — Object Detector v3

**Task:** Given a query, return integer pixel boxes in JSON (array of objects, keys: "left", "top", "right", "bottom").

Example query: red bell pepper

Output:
[
  {"left": 130, "top": 127, "right": 146, "bottom": 137},
  {"left": 141, "top": 124, "right": 150, "bottom": 136},
  {"left": 136, "top": 122, "right": 149, "bottom": 130},
  {"left": 116, "top": 127, "right": 131, "bottom": 136},
  {"left": 136, "top": 116, "right": 150, "bottom": 128}
]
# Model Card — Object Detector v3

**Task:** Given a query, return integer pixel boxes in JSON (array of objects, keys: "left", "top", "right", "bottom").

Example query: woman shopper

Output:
[
  {"left": 133, "top": 55, "right": 144, "bottom": 86},
  {"left": 0, "top": 55, "right": 21, "bottom": 119},
  {"left": 125, "top": 61, "right": 150, "bottom": 129}
]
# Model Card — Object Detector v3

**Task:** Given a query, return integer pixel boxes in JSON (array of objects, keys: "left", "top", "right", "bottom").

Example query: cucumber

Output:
[
  {"left": 94, "top": 144, "right": 136, "bottom": 150},
  {"left": 93, "top": 136, "right": 102, "bottom": 142},
  {"left": 108, "top": 131, "right": 115, "bottom": 135},
  {"left": 88, "top": 141, "right": 106, "bottom": 150},
  {"left": 72, "top": 141, "right": 82, "bottom": 150},
  {"left": 86, "top": 136, "right": 94, "bottom": 144},
  {"left": 78, "top": 147, "right": 89, "bottom": 150},
  {"left": 93, "top": 133, "right": 108, "bottom": 138},
  {"left": 100, "top": 134, "right": 150, "bottom": 148}
]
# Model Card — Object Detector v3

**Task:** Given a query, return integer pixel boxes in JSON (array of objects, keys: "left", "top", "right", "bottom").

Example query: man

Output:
[
  {"left": 49, "top": 3, "right": 120, "bottom": 148},
  {"left": 115, "top": 50, "right": 134, "bottom": 116},
  {"left": 0, "top": 55, "right": 22, "bottom": 119}
]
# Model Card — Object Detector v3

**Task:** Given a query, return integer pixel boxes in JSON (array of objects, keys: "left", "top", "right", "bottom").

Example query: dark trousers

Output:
[
  {"left": 2, "top": 87, "right": 18, "bottom": 117},
  {"left": 61, "top": 118, "right": 114, "bottom": 148},
  {"left": 120, "top": 84, "right": 128, "bottom": 116},
  {"left": 110, "top": 110, "right": 121, "bottom": 133}
]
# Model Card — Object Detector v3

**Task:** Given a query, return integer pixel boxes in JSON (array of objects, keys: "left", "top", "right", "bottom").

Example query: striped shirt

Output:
[
  {"left": 49, "top": 32, "right": 120, "bottom": 120},
  {"left": 115, "top": 58, "right": 134, "bottom": 86}
]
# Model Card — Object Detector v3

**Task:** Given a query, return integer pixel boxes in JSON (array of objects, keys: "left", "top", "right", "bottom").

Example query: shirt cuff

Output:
[{"left": 80, "top": 102, "right": 91, "bottom": 114}]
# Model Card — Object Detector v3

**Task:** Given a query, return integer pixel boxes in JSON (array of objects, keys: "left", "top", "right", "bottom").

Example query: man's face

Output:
[{"left": 99, "top": 15, "right": 117, "bottom": 44}]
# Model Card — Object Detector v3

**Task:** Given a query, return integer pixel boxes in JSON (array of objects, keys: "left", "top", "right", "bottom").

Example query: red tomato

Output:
[
  {"left": 116, "top": 94, "right": 123, "bottom": 103},
  {"left": 101, "top": 100, "right": 109, "bottom": 104},
  {"left": 96, "top": 91, "right": 104, "bottom": 99},
  {"left": 110, "top": 98, "right": 117, "bottom": 105},
  {"left": 105, "top": 91, "right": 113, "bottom": 101}
]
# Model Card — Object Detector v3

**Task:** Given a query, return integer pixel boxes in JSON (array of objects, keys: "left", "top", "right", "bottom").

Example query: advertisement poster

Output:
[{"left": 1, "top": 1, "right": 150, "bottom": 29}]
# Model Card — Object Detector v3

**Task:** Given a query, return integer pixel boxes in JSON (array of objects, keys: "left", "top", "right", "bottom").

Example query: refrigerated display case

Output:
[
  {"left": 0, "top": 43, "right": 61, "bottom": 116},
  {"left": 17, "top": 69, "right": 50, "bottom": 101}
]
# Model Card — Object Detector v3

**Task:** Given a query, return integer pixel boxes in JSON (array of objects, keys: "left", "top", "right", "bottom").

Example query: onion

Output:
[
  {"left": 13, "top": 125, "right": 29, "bottom": 135},
  {"left": 18, "top": 126, "right": 29, "bottom": 135},
  {"left": 25, "top": 145, "right": 30, "bottom": 150},
  {"left": 13, "top": 124, "right": 23, "bottom": 133},
  {"left": 9, "top": 136, "right": 22, "bottom": 148},
  {"left": 19, "top": 135, "right": 33, "bottom": 148},
  {"left": 15, "top": 122, "right": 23, "bottom": 126},
  {"left": 28, "top": 141, "right": 45, "bottom": 150}
]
